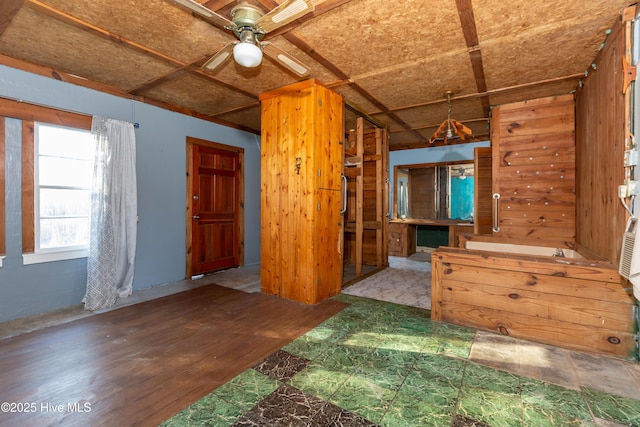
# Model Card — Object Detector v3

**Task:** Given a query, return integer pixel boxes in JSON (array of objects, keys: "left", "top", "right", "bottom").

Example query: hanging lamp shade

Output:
[{"left": 429, "top": 92, "right": 473, "bottom": 144}]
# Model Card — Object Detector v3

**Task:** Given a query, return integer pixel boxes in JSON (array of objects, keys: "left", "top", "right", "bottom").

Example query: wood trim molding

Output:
[
  {"left": 0, "top": 97, "right": 91, "bottom": 130},
  {"left": 21, "top": 120, "right": 34, "bottom": 253},
  {"left": 0, "top": 100, "right": 93, "bottom": 255}
]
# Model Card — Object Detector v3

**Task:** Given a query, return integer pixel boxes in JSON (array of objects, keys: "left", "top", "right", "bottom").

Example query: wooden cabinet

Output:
[
  {"left": 387, "top": 222, "right": 416, "bottom": 257},
  {"left": 259, "top": 79, "right": 344, "bottom": 304}
]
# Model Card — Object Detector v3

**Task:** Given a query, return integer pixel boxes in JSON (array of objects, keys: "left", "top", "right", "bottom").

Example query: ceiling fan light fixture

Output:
[{"left": 233, "top": 42, "right": 263, "bottom": 67}]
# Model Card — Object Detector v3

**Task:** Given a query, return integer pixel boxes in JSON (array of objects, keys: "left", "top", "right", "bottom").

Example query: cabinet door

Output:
[
  {"left": 315, "top": 85, "right": 344, "bottom": 191},
  {"left": 474, "top": 146, "right": 493, "bottom": 235}
]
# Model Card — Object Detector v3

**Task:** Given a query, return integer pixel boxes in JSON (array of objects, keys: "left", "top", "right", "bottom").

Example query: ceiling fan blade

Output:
[
  {"left": 451, "top": 119, "right": 473, "bottom": 139},
  {"left": 256, "top": 0, "right": 314, "bottom": 33},
  {"left": 172, "top": 0, "right": 235, "bottom": 29},
  {"left": 203, "top": 42, "right": 235, "bottom": 71},
  {"left": 262, "top": 43, "right": 310, "bottom": 77}
]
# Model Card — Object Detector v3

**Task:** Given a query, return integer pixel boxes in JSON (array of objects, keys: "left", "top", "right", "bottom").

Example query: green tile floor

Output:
[{"left": 163, "top": 294, "right": 640, "bottom": 426}]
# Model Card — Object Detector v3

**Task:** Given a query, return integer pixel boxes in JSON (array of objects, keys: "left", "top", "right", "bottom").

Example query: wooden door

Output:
[
  {"left": 189, "top": 143, "right": 240, "bottom": 275},
  {"left": 410, "top": 167, "right": 435, "bottom": 218},
  {"left": 474, "top": 146, "right": 493, "bottom": 235}
]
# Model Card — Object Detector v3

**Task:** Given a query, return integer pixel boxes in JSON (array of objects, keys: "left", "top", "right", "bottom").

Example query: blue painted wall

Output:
[{"left": 0, "top": 65, "right": 261, "bottom": 322}]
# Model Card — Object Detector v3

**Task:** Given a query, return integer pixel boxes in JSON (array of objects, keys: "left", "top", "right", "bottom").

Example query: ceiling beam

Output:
[
  {"left": 128, "top": 57, "right": 210, "bottom": 95},
  {"left": 0, "top": 0, "right": 24, "bottom": 38},
  {"left": 283, "top": 32, "right": 427, "bottom": 143},
  {"left": 455, "top": 0, "right": 490, "bottom": 117},
  {"left": 387, "top": 73, "right": 584, "bottom": 114}
]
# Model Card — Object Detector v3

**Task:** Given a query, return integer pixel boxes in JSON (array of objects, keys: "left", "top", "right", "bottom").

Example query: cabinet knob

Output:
[{"left": 193, "top": 215, "right": 200, "bottom": 219}]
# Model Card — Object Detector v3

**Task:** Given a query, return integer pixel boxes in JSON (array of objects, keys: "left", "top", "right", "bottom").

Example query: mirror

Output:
[{"left": 395, "top": 162, "right": 474, "bottom": 221}]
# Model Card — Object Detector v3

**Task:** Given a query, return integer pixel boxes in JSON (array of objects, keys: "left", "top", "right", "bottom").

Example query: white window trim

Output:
[
  {"left": 23, "top": 248, "right": 88, "bottom": 265},
  {"left": 0, "top": 255, "right": 4, "bottom": 268}
]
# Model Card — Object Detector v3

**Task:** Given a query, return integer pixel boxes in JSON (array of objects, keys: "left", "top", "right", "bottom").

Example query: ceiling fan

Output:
[{"left": 172, "top": 0, "right": 314, "bottom": 77}]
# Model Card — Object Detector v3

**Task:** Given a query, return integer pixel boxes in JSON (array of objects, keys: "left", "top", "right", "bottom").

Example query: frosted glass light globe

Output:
[{"left": 233, "top": 42, "right": 262, "bottom": 68}]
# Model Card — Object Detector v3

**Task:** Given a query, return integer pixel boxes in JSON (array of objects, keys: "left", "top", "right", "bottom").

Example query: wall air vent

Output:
[{"left": 619, "top": 217, "right": 639, "bottom": 279}]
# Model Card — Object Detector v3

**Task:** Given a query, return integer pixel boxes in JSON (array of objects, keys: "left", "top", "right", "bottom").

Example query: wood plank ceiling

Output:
[{"left": 0, "top": 0, "right": 633, "bottom": 150}]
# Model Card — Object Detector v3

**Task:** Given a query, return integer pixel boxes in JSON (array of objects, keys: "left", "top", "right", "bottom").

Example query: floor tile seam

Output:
[
  {"left": 214, "top": 369, "right": 284, "bottom": 411},
  {"left": 439, "top": 355, "right": 475, "bottom": 425},
  {"left": 375, "top": 351, "right": 430, "bottom": 425},
  {"left": 459, "top": 365, "right": 603, "bottom": 426},
  {"left": 521, "top": 397, "right": 597, "bottom": 424},
  {"left": 460, "top": 358, "right": 640, "bottom": 425},
  {"left": 455, "top": 383, "right": 526, "bottom": 427},
  {"left": 579, "top": 385, "right": 640, "bottom": 423}
]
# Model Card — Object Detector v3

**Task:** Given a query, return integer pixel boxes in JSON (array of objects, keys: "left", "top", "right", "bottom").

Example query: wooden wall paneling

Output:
[
  {"left": 575, "top": 19, "right": 627, "bottom": 263},
  {"left": 491, "top": 94, "right": 576, "bottom": 247},
  {"left": 474, "top": 146, "right": 492, "bottom": 234},
  {"left": 344, "top": 125, "right": 388, "bottom": 274}
]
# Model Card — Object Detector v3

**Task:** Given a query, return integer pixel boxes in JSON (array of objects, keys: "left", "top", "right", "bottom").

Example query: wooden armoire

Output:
[{"left": 259, "top": 79, "right": 344, "bottom": 304}]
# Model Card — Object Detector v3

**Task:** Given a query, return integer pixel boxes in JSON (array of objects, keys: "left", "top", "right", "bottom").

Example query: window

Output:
[
  {"left": 35, "top": 123, "right": 94, "bottom": 248},
  {"left": 0, "top": 98, "right": 92, "bottom": 264},
  {"left": 23, "top": 123, "right": 94, "bottom": 264}
]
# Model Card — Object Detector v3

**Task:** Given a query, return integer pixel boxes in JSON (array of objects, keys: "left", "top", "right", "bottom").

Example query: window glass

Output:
[{"left": 35, "top": 123, "right": 94, "bottom": 252}]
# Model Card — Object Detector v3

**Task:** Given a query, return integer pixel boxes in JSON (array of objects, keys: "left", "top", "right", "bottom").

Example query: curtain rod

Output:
[{"left": 0, "top": 95, "right": 140, "bottom": 128}]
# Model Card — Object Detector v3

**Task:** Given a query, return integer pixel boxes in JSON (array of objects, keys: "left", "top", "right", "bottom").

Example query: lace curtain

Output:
[{"left": 83, "top": 116, "right": 137, "bottom": 310}]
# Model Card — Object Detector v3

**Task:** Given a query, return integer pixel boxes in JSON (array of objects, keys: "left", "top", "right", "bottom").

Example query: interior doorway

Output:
[{"left": 186, "top": 137, "right": 244, "bottom": 278}]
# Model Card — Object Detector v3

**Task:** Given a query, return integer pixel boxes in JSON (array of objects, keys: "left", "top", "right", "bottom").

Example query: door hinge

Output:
[{"left": 623, "top": 56, "right": 636, "bottom": 94}]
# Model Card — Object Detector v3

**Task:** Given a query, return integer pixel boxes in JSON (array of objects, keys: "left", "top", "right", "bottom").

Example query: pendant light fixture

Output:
[{"left": 429, "top": 91, "right": 473, "bottom": 144}]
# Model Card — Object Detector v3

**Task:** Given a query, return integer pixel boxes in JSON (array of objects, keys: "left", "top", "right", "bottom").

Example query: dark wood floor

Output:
[{"left": 0, "top": 284, "right": 347, "bottom": 426}]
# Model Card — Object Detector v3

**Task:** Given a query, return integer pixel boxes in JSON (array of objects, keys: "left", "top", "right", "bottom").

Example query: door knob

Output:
[{"left": 193, "top": 215, "right": 200, "bottom": 219}]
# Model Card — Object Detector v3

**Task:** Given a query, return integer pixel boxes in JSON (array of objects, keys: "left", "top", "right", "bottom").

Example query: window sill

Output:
[{"left": 23, "top": 249, "right": 88, "bottom": 265}]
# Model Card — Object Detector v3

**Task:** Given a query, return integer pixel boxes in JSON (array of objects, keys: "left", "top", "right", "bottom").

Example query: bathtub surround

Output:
[{"left": 431, "top": 246, "right": 637, "bottom": 359}]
